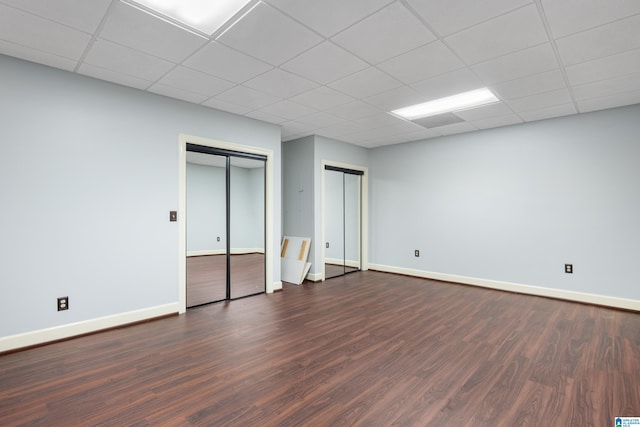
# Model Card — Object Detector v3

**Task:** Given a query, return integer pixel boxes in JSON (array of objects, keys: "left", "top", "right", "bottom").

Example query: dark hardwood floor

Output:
[
  {"left": 1, "top": 271, "right": 639, "bottom": 426},
  {"left": 187, "top": 253, "right": 265, "bottom": 306}
]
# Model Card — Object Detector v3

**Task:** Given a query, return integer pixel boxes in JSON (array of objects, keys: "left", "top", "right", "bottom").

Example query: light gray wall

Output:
[
  {"left": 369, "top": 104, "right": 640, "bottom": 301},
  {"left": 0, "top": 55, "right": 281, "bottom": 338},
  {"left": 282, "top": 136, "right": 315, "bottom": 242}
]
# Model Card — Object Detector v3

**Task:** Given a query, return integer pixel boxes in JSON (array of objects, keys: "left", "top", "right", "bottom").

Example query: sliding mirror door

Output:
[
  {"left": 185, "top": 144, "right": 266, "bottom": 307},
  {"left": 186, "top": 153, "right": 227, "bottom": 307},
  {"left": 344, "top": 172, "right": 360, "bottom": 274},
  {"left": 230, "top": 157, "right": 265, "bottom": 299},
  {"left": 324, "top": 166, "right": 362, "bottom": 279},
  {"left": 324, "top": 169, "right": 345, "bottom": 279}
]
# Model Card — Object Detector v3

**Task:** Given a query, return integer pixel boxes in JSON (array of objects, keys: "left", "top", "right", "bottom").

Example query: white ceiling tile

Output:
[
  {"left": 289, "top": 86, "right": 354, "bottom": 110},
  {"left": 565, "top": 48, "right": 640, "bottom": 86},
  {"left": 444, "top": 5, "right": 548, "bottom": 65},
  {"left": 471, "top": 43, "right": 558, "bottom": 84},
  {"left": 576, "top": 89, "right": 640, "bottom": 113},
  {"left": 267, "top": 0, "right": 393, "bottom": 37},
  {"left": 280, "top": 41, "right": 369, "bottom": 84},
  {"left": 405, "top": 0, "right": 531, "bottom": 36},
  {"left": 0, "top": 0, "right": 112, "bottom": 33},
  {"left": 216, "top": 2, "right": 322, "bottom": 66},
  {"left": 77, "top": 63, "right": 152, "bottom": 90},
  {"left": 259, "top": 100, "right": 317, "bottom": 120},
  {"left": 541, "top": 0, "right": 640, "bottom": 38},
  {"left": 572, "top": 72, "right": 640, "bottom": 101},
  {"left": 244, "top": 68, "right": 318, "bottom": 98},
  {"left": 518, "top": 103, "right": 577, "bottom": 122},
  {"left": 281, "top": 120, "right": 316, "bottom": 136},
  {"left": 471, "top": 113, "right": 523, "bottom": 129},
  {"left": 354, "top": 113, "right": 409, "bottom": 130},
  {"left": 411, "top": 68, "right": 485, "bottom": 101},
  {"left": 491, "top": 69, "right": 567, "bottom": 100},
  {"left": 0, "top": 3, "right": 91, "bottom": 60},
  {"left": 331, "top": 2, "right": 436, "bottom": 64},
  {"left": 314, "top": 121, "right": 371, "bottom": 138},
  {"left": 453, "top": 102, "right": 514, "bottom": 121},
  {"left": 245, "top": 110, "right": 288, "bottom": 124},
  {"left": 0, "top": 39, "right": 77, "bottom": 71},
  {"left": 363, "top": 85, "right": 425, "bottom": 111},
  {"left": 156, "top": 66, "right": 235, "bottom": 97},
  {"left": 215, "top": 85, "right": 281, "bottom": 110},
  {"left": 84, "top": 39, "right": 175, "bottom": 81},
  {"left": 377, "top": 41, "right": 465, "bottom": 84},
  {"left": 556, "top": 14, "right": 640, "bottom": 66},
  {"left": 324, "top": 100, "right": 381, "bottom": 120},
  {"left": 507, "top": 88, "right": 573, "bottom": 112},
  {"left": 183, "top": 42, "right": 272, "bottom": 84},
  {"left": 295, "top": 112, "right": 345, "bottom": 128},
  {"left": 346, "top": 122, "right": 422, "bottom": 143},
  {"left": 201, "top": 97, "right": 252, "bottom": 115},
  {"left": 99, "top": 1, "right": 207, "bottom": 63},
  {"left": 435, "top": 121, "right": 479, "bottom": 136},
  {"left": 148, "top": 83, "right": 209, "bottom": 104},
  {"left": 328, "top": 67, "right": 403, "bottom": 99}
]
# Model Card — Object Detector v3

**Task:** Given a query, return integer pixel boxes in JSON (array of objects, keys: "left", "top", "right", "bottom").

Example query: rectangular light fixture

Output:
[
  {"left": 126, "top": 0, "right": 254, "bottom": 35},
  {"left": 391, "top": 88, "right": 499, "bottom": 120}
]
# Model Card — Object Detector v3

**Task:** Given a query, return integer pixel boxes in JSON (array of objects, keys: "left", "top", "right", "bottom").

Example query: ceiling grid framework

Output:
[{"left": 0, "top": 0, "right": 639, "bottom": 147}]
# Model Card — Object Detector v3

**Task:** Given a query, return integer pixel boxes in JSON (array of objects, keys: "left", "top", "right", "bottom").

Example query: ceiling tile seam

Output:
[
  {"left": 0, "top": 37, "right": 80, "bottom": 63},
  {"left": 571, "top": 71, "right": 640, "bottom": 98},
  {"left": 0, "top": 1, "right": 101, "bottom": 36},
  {"left": 398, "top": 0, "right": 444, "bottom": 38},
  {"left": 210, "top": 0, "right": 262, "bottom": 40},
  {"left": 213, "top": 1, "right": 327, "bottom": 67},
  {"left": 534, "top": 0, "right": 580, "bottom": 114},
  {"left": 430, "top": 1, "right": 537, "bottom": 39},
  {"left": 72, "top": 0, "right": 120, "bottom": 73},
  {"left": 76, "top": 62, "right": 154, "bottom": 87},
  {"left": 505, "top": 96, "right": 573, "bottom": 114},
  {"left": 550, "top": 11, "right": 640, "bottom": 41}
]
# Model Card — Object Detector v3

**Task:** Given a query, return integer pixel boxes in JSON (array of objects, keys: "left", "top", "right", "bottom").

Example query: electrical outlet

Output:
[
  {"left": 217, "top": 236, "right": 220, "bottom": 242},
  {"left": 57, "top": 296, "right": 69, "bottom": 311},
  {"left": 169, "top": 211, "right": 177, "bottom": 222},
  {"left": 326, "top": 242, "right": 329, "bottom": 248},
  {"left": 415, "top": 249, "right": 420, "bottom": 257},
  {"left": 565, "top": 264, "right": 573, "bottom": 274}
]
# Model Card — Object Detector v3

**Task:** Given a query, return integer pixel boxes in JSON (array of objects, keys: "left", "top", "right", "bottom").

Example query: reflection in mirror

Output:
[
  {"left": 324, "top": 169, "right": 345, "bottom": 279},
  {"left": 230, "top": 156, "right": 265, "bottom": 298},
  {"left": 186, "top": 153, "right": 227, "bottom": 307},
  {"left": 344, "top": 172, "right": 360, "bottom": 274}
]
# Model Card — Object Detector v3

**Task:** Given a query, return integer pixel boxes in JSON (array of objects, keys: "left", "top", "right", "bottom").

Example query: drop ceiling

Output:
[{"left": 1, "top": 0, "right": 639, "bottom": 147}]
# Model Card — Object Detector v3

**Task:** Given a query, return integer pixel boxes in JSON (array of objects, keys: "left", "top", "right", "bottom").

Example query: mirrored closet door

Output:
[
  {"left": 324, "top": 165, "right": 362, "bottom": 279},
  {"left": 186, "top": 144, "right": 266, "bottom": 307}
]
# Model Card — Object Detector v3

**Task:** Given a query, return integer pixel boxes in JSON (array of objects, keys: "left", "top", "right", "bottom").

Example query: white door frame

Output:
[
  {"left": 178, "top": 133, "right": 274, "bottom": 313},
  {"left": 321, "top": 160, "right": 368, "bottom": 281}
]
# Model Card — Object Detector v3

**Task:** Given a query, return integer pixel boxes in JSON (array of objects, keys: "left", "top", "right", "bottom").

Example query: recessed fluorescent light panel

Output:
[
  {"left": 126, "top": 0, "right": 254, "bottom": 35},
  {"left": 391, "top": 88, "right": 499, "bottom": 120}
]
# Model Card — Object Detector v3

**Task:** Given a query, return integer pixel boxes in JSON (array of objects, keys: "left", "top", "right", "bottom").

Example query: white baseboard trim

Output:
[
  {"left": 0, "top": 303, "right": 179, "bottom": 353},
  {"left": 306, "top": 272, "right": 323, "bottom": 282},
  {"left": 187, "top": 248, "right": 265, "bottom": 257},
  {"left": 325, "top": 258, "right": 360, "bottom": 268},
  {"left": 368, "top": 263, "right": 640, "bottom": 312}
]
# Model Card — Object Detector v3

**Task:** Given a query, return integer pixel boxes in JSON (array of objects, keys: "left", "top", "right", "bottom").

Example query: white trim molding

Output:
[
  {"left": 321, "top": 160, "right": 369, "bottom": 282},
  {"left": 179, "top": 134, "right": 275, "bottom": 313},
  {"left": 368, "top": 263, "right": 640, "bottom": 312},
  {"left": 305, "top": 272, "right": 323, "bottom": 282},
  {"left": 0, "top": 303, "right": 178, "bottom": 353}
]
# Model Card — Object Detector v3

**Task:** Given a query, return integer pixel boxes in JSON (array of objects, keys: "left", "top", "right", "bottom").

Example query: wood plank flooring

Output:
[{"left": 1, "top": 271, "right": 639, "bottom": 426}]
